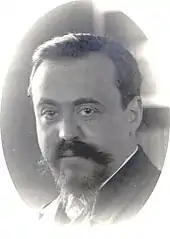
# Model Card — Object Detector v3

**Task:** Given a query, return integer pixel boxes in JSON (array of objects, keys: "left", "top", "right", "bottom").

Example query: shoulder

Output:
[
  {"left": 122, "top": 145, "right": 161, "bottom": 207},
  {"left": 38, "top": 197, "right": 61, "bottom": 220},
  {"left": 136, "top": 145, "right": 161, "bottom": 179},
  {"left": 107, "top": 145, "right": 161, "bottom": 199}
]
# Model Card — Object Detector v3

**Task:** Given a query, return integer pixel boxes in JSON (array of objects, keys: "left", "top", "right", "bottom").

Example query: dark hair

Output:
[{"left": 28, "top": 33, "right": 142, "bottom": 108}]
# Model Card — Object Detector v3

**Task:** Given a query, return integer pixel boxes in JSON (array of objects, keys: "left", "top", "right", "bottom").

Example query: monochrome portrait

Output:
[{"left": 1, "top": 0, "right": 169, "bottom": 227}]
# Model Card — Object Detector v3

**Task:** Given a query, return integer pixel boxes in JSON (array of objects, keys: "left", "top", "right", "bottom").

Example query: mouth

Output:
[
  {"left": 60, "top": 155, "right": 91, "bottom": 171},
  {"left": 60, "top": 156, "right": 88, "bottom": 176},
  {"left": 60, "top": 156, "right": 81, "bottom": 161},
  {"left": 60, "top": 150, "right": 75, "bottom": 158}
]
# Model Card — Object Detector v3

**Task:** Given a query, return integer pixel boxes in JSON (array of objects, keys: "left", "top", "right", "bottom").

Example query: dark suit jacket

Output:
[{"left": 39, "top": 146, "right": 160, "bottom": 225}]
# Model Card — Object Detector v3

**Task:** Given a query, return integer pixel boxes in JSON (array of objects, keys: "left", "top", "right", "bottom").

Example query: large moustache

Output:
[{"left": 57, "top": 138, "right": 112, "bottom": 165}]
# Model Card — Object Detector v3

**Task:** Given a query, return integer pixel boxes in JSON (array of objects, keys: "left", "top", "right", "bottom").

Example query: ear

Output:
[{"left": 126, "top": 96, "right": 143, "bottom": 134}]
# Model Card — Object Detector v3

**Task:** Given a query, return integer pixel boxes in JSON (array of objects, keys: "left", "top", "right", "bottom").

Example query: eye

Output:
[
  {"left": 41, "top": 109, "right": 59, "bottom": 120},
  {"left": 77, "top": 107, "right": 98, "bottom": 118}
]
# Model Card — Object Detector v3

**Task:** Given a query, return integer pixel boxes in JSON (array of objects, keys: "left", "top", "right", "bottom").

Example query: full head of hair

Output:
[{"left": 28, "top": 33, "right": 142, "bottom": 108}]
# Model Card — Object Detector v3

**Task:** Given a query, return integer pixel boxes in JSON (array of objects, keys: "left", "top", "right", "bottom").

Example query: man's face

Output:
[{"left": 31, "top": 53, "right": 136, "bottom": 194}]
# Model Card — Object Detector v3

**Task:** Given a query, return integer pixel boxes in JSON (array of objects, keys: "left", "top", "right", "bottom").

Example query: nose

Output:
[{"left": 58, "top": 117, "right": 82, "bottom": 141}]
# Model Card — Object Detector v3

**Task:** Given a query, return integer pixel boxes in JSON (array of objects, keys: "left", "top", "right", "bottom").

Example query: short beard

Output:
[
  {"left": 54, "top": 171, "right": 101, "bottom": 223},
  {"left": 38, "top": 139, "right": 114, "bottom": 222},
  {"left": 59, "top": 189, "right": 98, "bottom": 223}
]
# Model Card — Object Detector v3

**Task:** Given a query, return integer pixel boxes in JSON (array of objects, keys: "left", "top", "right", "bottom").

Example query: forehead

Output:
[{"left": 31, "top": 52, "right": 121, "bottom": 106}]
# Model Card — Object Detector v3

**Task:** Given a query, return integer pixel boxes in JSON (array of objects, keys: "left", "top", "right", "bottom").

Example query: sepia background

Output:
[{"left": 0, "top": 0, "right": 169, "bottom": 208}]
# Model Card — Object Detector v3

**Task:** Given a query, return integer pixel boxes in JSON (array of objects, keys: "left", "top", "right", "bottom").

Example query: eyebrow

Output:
[
  {"left": 37, "top": 97, "right": 102, "bottom": 107},
  {"left": 37, "top": 98, "right": 59, "bottom": 107},
  {"left": 73, "top": 98, "right": 101, "bottom": 106}
]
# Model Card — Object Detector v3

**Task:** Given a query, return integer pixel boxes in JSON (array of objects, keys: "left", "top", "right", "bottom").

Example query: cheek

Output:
[
  {"left": 36, "top": 124, "right": 48, "bottom": 158},
  {"left": 107, "top": 114, "right": 130, "bottom": 136},
  {"left": 83, "top": 114, "right": 130, "bottom": 149},
  {"left": 35, "top": 119, "right": 58, "bottom": 158}
]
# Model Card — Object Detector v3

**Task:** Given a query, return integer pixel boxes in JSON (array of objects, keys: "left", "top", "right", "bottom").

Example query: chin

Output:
[
  {"left": 62, "top": 174, "right": 90, "bottom": 194},
  {"left": 56, "top": 170, "right": 91, "bottom": 195},
  {"left": 59, "top": 180, "right": 98, "bottom": 221},
  {"left": 51, "top": 158, "right": 108, "bottom": 195}
]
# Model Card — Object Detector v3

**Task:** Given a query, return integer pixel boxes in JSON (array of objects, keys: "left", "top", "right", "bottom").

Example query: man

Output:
[{"left": 28, "top": 33, "right": 160, "bottom": 225}]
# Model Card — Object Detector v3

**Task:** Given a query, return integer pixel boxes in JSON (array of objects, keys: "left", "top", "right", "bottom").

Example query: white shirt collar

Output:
[{"left": 99, "top": 146, "right": 138, "bottom": 190}]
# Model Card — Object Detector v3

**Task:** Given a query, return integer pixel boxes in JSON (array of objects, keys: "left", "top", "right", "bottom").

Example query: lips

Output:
[{"left": 60, "top": 149, "right": 76, "bottom": 158}]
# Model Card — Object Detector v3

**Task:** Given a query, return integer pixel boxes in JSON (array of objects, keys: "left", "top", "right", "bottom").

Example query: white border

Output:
[{"left": 0, "top": 0, "right": 170, "bottom": 238}]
